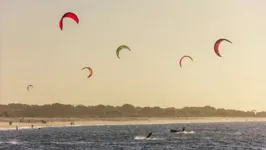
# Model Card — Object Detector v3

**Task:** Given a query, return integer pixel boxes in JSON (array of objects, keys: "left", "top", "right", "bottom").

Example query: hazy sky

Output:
[{"left": 1, "top": 0, "right": 266, "bottom": 111}]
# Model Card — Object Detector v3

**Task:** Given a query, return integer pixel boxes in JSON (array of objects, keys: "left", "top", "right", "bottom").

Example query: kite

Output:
[
  {"left": 81, "top": 67, "right": 93, "bottom": 78},
  {"left": 116, "top": 45, "right": 130, "bottom": 59},
  {"left": 27, "top": 85, "right": 33, "bottom": 91},
  {"left": 214, "top": 39, "right": 232, "bottom": 57},
  {"left": 59, "top": 12, "right": 79, "bottom": 30},
  {"left": 179, "top": 55, "right": 193, "bottom": 67}
]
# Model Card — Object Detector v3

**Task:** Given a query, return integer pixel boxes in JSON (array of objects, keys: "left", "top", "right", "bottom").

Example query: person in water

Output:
[{"left": 16, "top": 126, "right": 18, "bottom": 130}]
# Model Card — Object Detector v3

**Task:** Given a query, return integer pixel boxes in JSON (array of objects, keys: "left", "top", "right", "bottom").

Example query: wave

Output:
[
  {"left": 0, "top": 124, "right": 112, "bottom": 131},
  {"left": 50, "top": 141, "right": 93, "bottom": 145},
  {"left": 8, "top": 140, "right": 23, "bottom": 145},
  {"left": 0, "top": 126, "right": 45, "bottom": 131},
  {"left": 134, "top": 136, "right": 164, "bottom": 140},
  {"left": 0, "top": 140, "right": 23, "bottom": 145},
  {"left": 175, "top": 131, "right": 195, "bottom": 134}
]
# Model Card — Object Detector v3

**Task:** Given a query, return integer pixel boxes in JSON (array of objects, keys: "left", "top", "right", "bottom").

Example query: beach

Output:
[{"left": 1, "top": 117, "right": 266, "bottom": 130}]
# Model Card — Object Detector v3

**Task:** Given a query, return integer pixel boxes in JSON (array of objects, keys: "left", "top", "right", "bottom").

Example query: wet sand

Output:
[{"left": 1, "top": 117, "right": 266, "bottom": 130}]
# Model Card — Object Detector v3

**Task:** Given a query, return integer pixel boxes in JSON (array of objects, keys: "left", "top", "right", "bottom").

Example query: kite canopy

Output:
[
  {"left": 59, "top": 12, "right": 79, "bottom": 30},
  {"left": 179, "top": 55, "right": 193, "bottom": 67},
  {"left": 214, "top": 38, "right": 232, "bottom": 57},
  {"left": 27, "top": 85, "right": 33, "bottom": 91},
  {"left": 81, "top": 67, "right": 93, "bottom": 78},
  {"left": 116, "top": 45, "right": 131, "bottom": 59}
]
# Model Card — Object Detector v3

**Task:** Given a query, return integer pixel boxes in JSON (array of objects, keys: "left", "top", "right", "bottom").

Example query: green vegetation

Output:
[{"left": 0, "top": 103, "right": 265, "bottom": 118}]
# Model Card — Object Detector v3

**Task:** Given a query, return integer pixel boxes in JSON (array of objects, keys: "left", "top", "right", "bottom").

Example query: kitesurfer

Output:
[
  {"left": 145, "top": 132, "right": 153, "bottom": 139},
  {"left": 181, "top": 127, "right": 185, "bottom": 132},
  {"left": 170, "top": 127, "right": 185, "bottom": 133}
]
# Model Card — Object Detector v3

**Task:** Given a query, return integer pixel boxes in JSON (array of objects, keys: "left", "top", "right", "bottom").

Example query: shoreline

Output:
[{"left": 1, "top": 117, "right": 266, "bottom": 130}]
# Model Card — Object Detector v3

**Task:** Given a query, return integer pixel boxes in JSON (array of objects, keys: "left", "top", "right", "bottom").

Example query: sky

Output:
[{"left": 1, "top": 0, "right": 266, "bottom": 111}]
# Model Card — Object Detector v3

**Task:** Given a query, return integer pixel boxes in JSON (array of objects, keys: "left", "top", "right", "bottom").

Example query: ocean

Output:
[{"left": 0, "top": 122, "right": 266, "bottom": 150}]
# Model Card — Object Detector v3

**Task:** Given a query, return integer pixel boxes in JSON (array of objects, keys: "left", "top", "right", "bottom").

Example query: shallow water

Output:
[{"left": 0, "top": 122, "right": 266, "bottom": 149}]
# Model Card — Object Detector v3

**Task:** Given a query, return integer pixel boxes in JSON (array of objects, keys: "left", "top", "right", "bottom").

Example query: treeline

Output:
[{"left": 0, "top": 103, "right": 265, "bottom": 118}]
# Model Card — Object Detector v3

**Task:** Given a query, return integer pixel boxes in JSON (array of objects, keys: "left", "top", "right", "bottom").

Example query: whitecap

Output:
[
  {"left": 176, "top": 131, "right": 195, "bottom": 134},
  {"left": 134, "top": 136, "right": 164, "bottom": 140}
]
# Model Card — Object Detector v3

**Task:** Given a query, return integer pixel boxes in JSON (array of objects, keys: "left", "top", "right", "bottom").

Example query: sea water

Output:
[{"left": 0, "top": 122, "right": 265, "bottom": 149}]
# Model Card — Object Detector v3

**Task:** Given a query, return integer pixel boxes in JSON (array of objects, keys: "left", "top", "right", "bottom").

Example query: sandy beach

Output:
[{"left": 0, "top": 117, "right": 266, "bottom": 130}]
